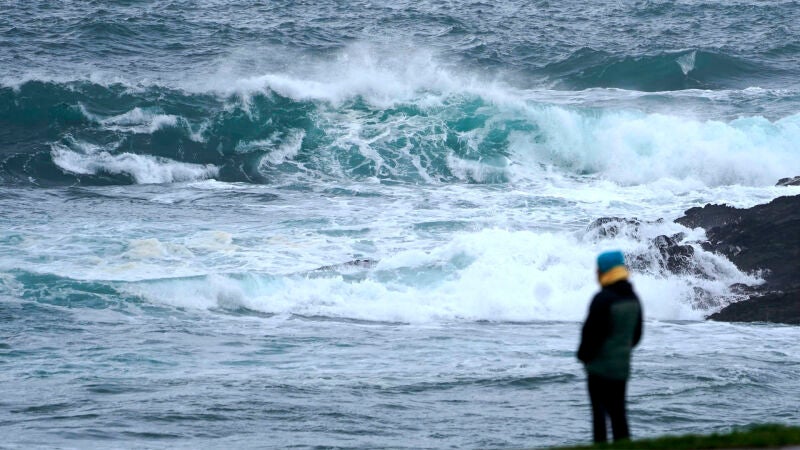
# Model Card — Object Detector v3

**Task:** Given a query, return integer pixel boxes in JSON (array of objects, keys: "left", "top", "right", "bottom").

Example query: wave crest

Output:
[
  {"left": 543, "top": 49, "right": 763, "bottom": 91},
  {"left": 51, "top": 140, "right": 219, "bottom": 184},
  {"left": 2, "top": 71, "right": 799, "bottom": 187}
]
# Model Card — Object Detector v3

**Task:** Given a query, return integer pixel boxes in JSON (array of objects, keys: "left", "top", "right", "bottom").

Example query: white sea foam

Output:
[
  {"left": 507, "top": 108, "right": 800, "bottom": 186},
  {"left": 8, "top": 45, "right": 800, "bottom": 188},
  {"left": 237, "top": 130, "right": 306, "bottom": 167},
  {"left": 191, "top": 44, "right": 800, "bottom": 188},
  {"left": 122, "top": 238, "right": 194, "bottom": 260},
  {"left": 51, "top": 142, "right": 219, "bottom": 184},
  {"left": 77, "top": 106, "right": 206, "bottom": 141},
  {"left": 676, "top": 51, "right": 697, "bottom": 75},
  {"left": 124, "top": 226, "right": 756, "bottom": 323},
  {"left": 445, "top": 154, "right": 509, "bottom": 183},
  {"left": 7, "top": 45, "right": 795, "bottom": 325},
  {"left": 209, "top": 44, "right": 468, "bottom": 108},
  {"left": 185, "top": 231, "right": 237, "bottom": 253},
  {"left": 0, "top": 272, "right": 24, "bottom": 296},
  {"left": 101, "top": 107, "right": 178, "bottom": 132},
  {"left": 302, "top": 98, "right": 800, "bottom": 187}
]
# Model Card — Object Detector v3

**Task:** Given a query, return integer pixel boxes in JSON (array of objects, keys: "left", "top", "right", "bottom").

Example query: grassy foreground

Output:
[{"left": 554, "top": 424, "right": 800, "bottom": 450}]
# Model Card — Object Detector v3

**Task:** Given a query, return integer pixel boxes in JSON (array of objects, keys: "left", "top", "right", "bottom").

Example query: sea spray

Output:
[
  {"left": 3, "top": 2, "right": 800, "bottom": 448},
  {"left": 98, "top": 225, "right": 755, "bottom": 323},
  {"left": 4, "top": 77, "right": 800, "bottom": 187}
]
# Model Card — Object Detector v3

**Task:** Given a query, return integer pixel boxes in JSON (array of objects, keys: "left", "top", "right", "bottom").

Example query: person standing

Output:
[{"left": 577, "top": 250, "right": 643, "bottom": 443}]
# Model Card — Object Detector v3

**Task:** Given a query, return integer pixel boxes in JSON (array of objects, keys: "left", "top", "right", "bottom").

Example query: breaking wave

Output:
[
  {"left": 0, "top": 221, "right": 759, "bottom": 324},
  {"left": 1, "top": 57, "right": 799, "bottom": 187},
  {"left": 542, "top": 49, "right": 765, "bottom": 91}
]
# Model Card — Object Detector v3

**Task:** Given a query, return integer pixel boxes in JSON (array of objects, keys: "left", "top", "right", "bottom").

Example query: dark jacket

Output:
[{"left": 577, "top": 279, "right": 643, "bottom": 380}]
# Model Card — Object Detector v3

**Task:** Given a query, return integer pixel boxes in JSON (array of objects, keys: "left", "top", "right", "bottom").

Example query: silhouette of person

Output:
[{"left": 577, "top": 250, "right": 643, "bottom": 443}]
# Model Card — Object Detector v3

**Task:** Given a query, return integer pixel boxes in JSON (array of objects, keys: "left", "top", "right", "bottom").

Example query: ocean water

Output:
[{"left": 1, "top": 1, "right": 800, "bottom": 448}]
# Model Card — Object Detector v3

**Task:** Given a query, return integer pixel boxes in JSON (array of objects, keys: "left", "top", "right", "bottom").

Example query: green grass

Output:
[{"left": 553, "top": 424, "right": 800, "bottom": 450}]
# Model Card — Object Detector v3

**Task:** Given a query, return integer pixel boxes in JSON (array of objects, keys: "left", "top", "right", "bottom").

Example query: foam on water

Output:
[
  {"left": 676, "top": 51, "right": 697, "bottom": 76},
  {"left": 207, "top": 44, "right": 467, "bottom": 108},
  {"left": 77, "top": 105, "right": 207, "bottom": 141},
  {"left": 4, "top": 44, "right": 800, "bottom": 188},
  {"left": 4, "top": 4, "right": 800, "bottom": 448},
  {"left": 118, "top": 225, "right": 756, "bottom": 323},
  {"left": 185, "top": 231, "right": 237, "bottom": 253},
  {"left": 1, "top": 45, "right": 793, "bottom": 324},
  {"left": 51, "top": 141, "right": 220, "bottom": 184},
  {"left": 250, "top": 130, "right": 306, "bottom": 167},
  {"left": 196, "top": 45, "right": 800, "bottom": 187},
  {"left": 506, "top": 108, "right": 800, "bottom": 186},
  {"left": 101, "top": 108, "right": 175, "bottom": 133},
  {"left": 122, "top": 238, "right": 194, "bottom": 260}
]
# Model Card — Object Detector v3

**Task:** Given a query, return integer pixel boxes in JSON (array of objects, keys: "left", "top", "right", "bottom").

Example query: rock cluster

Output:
[
  {"left": 676, "top": 195, "right": 800, "bottom": 324},
  {"left": 584, "top": 217, "right": 705, "bottom": 279},
  {"left": 776, "top": 176, "right": 800, "bottom": 187},
  {"left": 586, "top": 179, "right": 799, "bottom": 324}
]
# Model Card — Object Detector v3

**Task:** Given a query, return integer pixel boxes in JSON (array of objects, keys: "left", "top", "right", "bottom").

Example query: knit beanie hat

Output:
[{"left": 597, "top": 250, "right": 626, "bottom": 274}]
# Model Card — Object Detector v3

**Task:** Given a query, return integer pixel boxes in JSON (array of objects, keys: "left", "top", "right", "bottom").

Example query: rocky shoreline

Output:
[
  {"left": 587, "top": 177, "right": 799, "bottom": 325},
  {"left": 675, "top": 191, "right": 800, "bottom": 325}
]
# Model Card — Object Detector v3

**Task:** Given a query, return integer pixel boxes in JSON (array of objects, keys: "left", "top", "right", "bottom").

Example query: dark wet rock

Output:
[
  {"left": 586, "top": 217, "right": 721, "bottom": 310},
  {"left": 627, "top": 233, "right": 700, "bottom": 276},
  {"left": 585, "top": 217, "right": 666, "bottom": 241},
  {"left": 653, "top": 234, "right": 697, "bottom": 274},
  {"left": 677, "top": 196, "right": 800, "bottom": 291},
  {"left": 675, "top": 203, "right": 742, "bottom": 232},
  {"left": 707, "top": 291, "right": 800, "bottom": 324},
  {"left": 776, "top": 176, "right": 800, "bottom": 186},
  {"left": 587, "top": 218, "right": 713, "bottom": 282},
  {"left": 693, "top": 286, "right": 723, "bottom": 310},
  {"left": 586, "top": 217, "right": 643, "bottom": 239},
  {"left": 728, "top": 283, "right": 761, "bottom": 296},
  {"left": 676, "top": 195, "right": 800, "bottom": 325}
]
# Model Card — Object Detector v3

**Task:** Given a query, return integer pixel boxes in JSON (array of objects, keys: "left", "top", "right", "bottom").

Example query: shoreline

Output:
[{"left": 673, "top": 184, "right": 800, "bottom": 325}]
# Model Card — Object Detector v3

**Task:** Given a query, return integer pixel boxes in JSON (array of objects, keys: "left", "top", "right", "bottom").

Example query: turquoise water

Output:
[{"left": 2, "top": 1, "right": 800, "bottom": 448}]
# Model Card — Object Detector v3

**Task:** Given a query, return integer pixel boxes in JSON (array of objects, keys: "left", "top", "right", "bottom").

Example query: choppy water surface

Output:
[
  {"left": 3, "top": 308, "right": 799, "bottom": 449},
  {"left": 1, "top": 1, "right": 800, "bottom": 448}
]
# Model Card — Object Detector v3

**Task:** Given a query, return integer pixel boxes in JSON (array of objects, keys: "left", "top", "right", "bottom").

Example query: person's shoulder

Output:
[
  {"left": 590, "top": 289, "right": 614, "bottom": 309},
  {"left": 607, "top": 280, "right": 638, "bottom": 298}
]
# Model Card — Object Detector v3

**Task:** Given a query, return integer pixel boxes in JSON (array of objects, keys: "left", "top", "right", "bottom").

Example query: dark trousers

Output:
[{"left": 587, "top": 373, "right": 630, "bottom": 443}]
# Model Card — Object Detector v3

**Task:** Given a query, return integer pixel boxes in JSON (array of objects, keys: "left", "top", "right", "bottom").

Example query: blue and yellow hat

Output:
[{"left": 597, "top": 250, "right": 626, "bottom": 274}]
